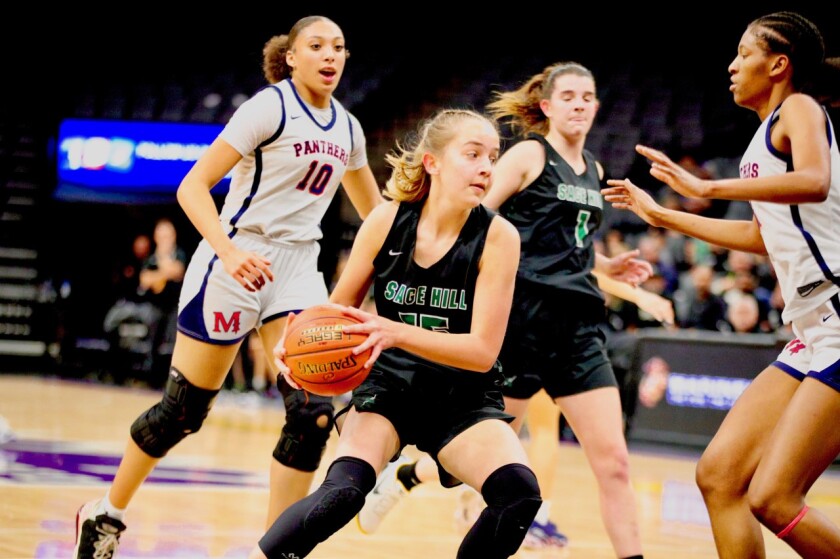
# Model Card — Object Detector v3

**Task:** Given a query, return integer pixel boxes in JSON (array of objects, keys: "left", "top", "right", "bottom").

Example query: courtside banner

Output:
[{"left": 627, "top": 330, "right": 785, "bottom": 447}]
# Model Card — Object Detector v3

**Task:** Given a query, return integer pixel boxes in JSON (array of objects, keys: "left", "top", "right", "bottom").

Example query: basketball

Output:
[{"left": 283, "top": 304, "right": 372, "bottom": 396}]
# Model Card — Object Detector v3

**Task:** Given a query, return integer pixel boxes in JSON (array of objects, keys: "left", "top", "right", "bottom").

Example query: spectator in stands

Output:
[
  {"left": 101, "top": 232, "right": 156, "bottom": 384},
  {"left": 110, "top": 233, "right": 151, "bottom": 303},
  {"left": 679, "top": 237, "right": 716, "bottom": 276},
  {"left": 767, "top": 280, "right": 787, "bottom": 333},
  {"left": 715, "top": 250, "right": 756, "bottom": 294},
  {"left": 637, "top": 233, "right": 679, "bottom": 295},
  {"left": 675, "top": 264, "right": 728, "bottom": 331},
  {"left": 714, "top": 250, "right": 773, "bottom": 332},
  {"left": 603, "top": 228, "right": 632, "bottom": 261},
  {"left": 138, "top": 217, "right": 187, "bottom": 382},
  {"left": 634, "top": 264, "right": 676, "bottom": 329},
  {"left": 724, "top": 294, "right": 762, "bottom": 334},
  {"left": 603, "top": 12, "right": 840, "bottom": 556}
]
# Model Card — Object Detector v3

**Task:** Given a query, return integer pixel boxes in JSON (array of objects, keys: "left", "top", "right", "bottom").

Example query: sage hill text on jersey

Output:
[
  {"left": 383, "top": 282, "right": 468, "bottom": 311},
  {"left": 557, "top": 183, "right": 603, "bottom": 208}
]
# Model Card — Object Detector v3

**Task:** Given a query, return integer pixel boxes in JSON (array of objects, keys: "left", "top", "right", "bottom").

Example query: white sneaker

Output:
[
  {"left": 73, "top": 499, "right": 126, "bottom": 559},
  {"left": 356, "top": 454, "right": 412, "bottom": 534},
  {"left": 0, "top": 415, "right": 14, "bottom": 444},
  {"left": 521, "top": 519, "right": 569, "bottom": 550},
  {"left": 453, "top": 485, "right": 484, "bottom": 535}
]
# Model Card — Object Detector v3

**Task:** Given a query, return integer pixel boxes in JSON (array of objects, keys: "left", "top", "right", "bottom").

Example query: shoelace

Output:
[
  {"left": 371, "top": 487, "right": 403, "bottom": 514},
  {"left": 91, "top": 525, "right": 120, "bottom": 559}
]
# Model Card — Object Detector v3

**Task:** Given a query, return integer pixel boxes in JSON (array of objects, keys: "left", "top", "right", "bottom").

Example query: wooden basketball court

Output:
[{"left": 2, "top": 373, "right": 839, "bottom": 558}]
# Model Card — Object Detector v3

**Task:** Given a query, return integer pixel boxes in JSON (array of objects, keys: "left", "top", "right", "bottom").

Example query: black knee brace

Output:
[
  {"left": 457, "top": 463, "right": 542, "bottom": 559},
  {"left": 259, "top": 456, "right": 376, "bottom": 557},
  {"left": 130, "top": 367, "right": 219, "bottom": 458},
  {"left": 273, "top": 384, "right": 335, "bottom": 472}
]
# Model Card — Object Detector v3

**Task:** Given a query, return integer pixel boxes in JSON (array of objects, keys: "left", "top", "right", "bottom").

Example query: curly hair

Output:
[{"left": 262, "top": 16, "right": 342, "bottom": 83}]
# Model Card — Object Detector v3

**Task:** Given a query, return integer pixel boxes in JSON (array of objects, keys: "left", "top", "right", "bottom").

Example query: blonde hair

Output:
[
  {"left": 262, "top": 16, "right": 343, "bottom": 83},
  {"left": 383, "top": 109, "right": 497, "bottom": 203},
  {"left": 487, "top": 62, "right": 595, "bottom": 136}
]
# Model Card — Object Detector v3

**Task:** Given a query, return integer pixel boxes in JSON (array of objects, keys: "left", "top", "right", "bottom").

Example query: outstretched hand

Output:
[
  {"left": 635, "top": 144, "right": 710, "bottom": 199},
  {"left": 600, "top": 249, "right": 653, "bottom": 287},
  {"left": 602, "top": 178, "right": 663, "bottom": 227}
]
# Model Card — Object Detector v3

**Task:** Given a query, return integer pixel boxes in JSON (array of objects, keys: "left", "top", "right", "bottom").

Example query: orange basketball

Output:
[{"left": 283, "top": 304, "right": 372, "bottom": 396}]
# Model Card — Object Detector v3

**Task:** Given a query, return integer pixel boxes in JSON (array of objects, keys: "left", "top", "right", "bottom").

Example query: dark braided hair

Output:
[{"left": 749, "top": 12, "right": 825, "bottom": 92}]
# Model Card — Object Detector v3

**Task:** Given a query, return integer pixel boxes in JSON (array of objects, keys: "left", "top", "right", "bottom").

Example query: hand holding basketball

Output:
[
  {"left": 274, "top": 312, "right": 301, "bottom": 390},
  {"left": 339, "top": 304, "right": 404, "bottom": 366},
  {"left": 278, "top": 304, "right": 373, "bottom": 396}
]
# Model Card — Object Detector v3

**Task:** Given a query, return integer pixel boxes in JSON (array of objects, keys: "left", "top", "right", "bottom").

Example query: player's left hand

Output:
[
  {"left": 636, "top": 144, "right": 711, "bottom": 199},
  {"left": 339, "top": 305, "right": 397, "bottom": 369},
  {"left": 636, "top": 290, "right": 675, "bottom": 326},
  {"left": 602, "top": 178, "right": 665, "bottom": 228},
  {"left": 273, "top": 312, "right": 301, "bottom": 390},
  {"left": 601, "top": 249, "right": 653, "bottom": 287}
]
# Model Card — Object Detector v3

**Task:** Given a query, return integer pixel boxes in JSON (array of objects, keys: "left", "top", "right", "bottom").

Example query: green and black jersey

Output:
[
  {"left": 371, "top": 201, "right": 499, "bottom": 386},
  {"left": 499, "top": 133, "right": 604, "bottom": 304}
]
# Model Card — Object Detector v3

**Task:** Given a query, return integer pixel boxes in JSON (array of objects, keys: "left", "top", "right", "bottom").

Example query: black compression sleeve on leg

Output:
[
  {"left": 258, "top": 456, "right": 376, "bottom": 558},
  {"left": 457, "top": 463, "right": 542, "bottom": 559}
]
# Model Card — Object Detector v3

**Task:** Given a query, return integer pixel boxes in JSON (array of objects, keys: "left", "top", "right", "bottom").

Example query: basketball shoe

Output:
[
  {"left": 522, "top": 518, "right": 569, "bottom": 549},
  {"left": 73, "top": 499, "right": 125, "bottom": 559},
  {"left": 356, "top": 454, "right": 412, "bottom": 534},
  {"left": 453, "top": 484, "right": 484, "bottom": 535}
]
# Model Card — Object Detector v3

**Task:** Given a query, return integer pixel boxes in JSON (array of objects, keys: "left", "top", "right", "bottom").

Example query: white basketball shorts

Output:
[
  {"left": 177, "top": 231, "right": 329, "bottom": 344},
  {"left": 775, "top": 293, "right": 840, "bottom": 392}
]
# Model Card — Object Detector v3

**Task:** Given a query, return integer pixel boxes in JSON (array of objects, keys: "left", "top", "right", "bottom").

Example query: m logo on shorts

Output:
[
  {"left": 213, "top": 311, "right": 242, "bottom": 334},
  {"left": 784, "top": 338, "right": 806, "bottom": 355}
]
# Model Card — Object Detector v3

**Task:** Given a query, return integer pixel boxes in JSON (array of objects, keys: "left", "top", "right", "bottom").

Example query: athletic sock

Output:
[
  {"left": 252, "top": 375, "right": 267, "bottom": 391},
  {"left": 397, "top": 461, "right": 422, "bottom": 491},
  {"left": 534, "top": 499, "right": 551, "bottom": 524},
  {"left": 102, "top": 490, "right": 127, "bottom": 521}
]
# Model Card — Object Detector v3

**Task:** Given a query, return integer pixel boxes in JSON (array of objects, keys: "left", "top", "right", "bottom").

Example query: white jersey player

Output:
[
  {"left": 73, "top": 16, "right": 382, "bottom": 559},
  {"left": 179, "top": 77, "right": 368, "bottom": 343},
  {"left": 602, "top": 11, "right": 840, "bottom": 557},
  {"left": 744, "top": 104, "right": 840, "bottom": 323}
]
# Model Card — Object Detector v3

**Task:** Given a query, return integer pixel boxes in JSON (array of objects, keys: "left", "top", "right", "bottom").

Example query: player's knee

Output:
[
  {"left": 130, "top": 367, "right": 219, "bottom": 458},
  {"left": 747, "top": 478, "right": 791, "bottom": 529},
  {"left": 476, "top": 464, "right": 542, "bottom": 555},
  {"left": 273, "top": 395, "right": 334, "bottom": 472},
  {"left": 304, "top": 457, "right": 376, "bottom": 537},
  {"left": 589, "top": 442, "right": 631, "bottom": 485},
  {"left": 696, "top": 445, "right": 740, "bottom": 499}
]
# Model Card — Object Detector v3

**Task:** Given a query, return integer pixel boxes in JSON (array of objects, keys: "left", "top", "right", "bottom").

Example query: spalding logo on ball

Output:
[{"left": 283, "top": 304, "right": 372, "bottom": 396}]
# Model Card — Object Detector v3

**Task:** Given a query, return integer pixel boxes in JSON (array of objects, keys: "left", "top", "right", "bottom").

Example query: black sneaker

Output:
[{"left": 73, "top": 500, "right": 126, "bottom": 559}]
